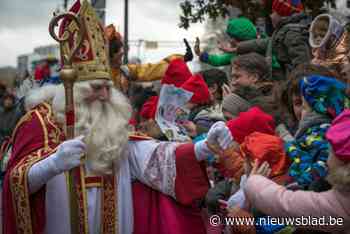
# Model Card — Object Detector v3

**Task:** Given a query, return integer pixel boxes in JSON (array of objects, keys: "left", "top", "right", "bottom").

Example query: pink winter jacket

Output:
[{"left": 244, "top": 175, "right": 350, "bottom": 233}]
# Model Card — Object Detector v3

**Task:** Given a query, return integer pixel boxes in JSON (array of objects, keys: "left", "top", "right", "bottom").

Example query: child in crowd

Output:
[
  {"left": 240, "top": 109, "right": 350, "bottom": 233},
  {"left": 309, "top": 14, "right": 350, "bottom": 82},
  {"left": 285, "top": 75, "right": 349, "bottom": 190},
  {"left": 195, "top": 17, "right": 280, "bottom": 71}
]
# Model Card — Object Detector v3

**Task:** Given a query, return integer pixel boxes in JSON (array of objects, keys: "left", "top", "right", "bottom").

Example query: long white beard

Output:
[{"left": 26, "top": 81, "right": 132, "bottom": 175}]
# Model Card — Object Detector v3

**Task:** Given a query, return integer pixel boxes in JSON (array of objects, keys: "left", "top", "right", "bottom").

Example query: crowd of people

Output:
[{"left": 1, "top": 0, "right": 350, "bottom": 233}]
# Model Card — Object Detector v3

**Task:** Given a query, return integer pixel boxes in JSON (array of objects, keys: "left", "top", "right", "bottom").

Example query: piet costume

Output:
[
  {"left": 2, "top": 1, "right": 210, "bottom": 234},
  {"left": 105, "top": 24, "right": 185, "bottom": 91}
]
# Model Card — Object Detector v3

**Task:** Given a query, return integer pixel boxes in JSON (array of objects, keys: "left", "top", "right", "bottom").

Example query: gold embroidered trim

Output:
[
  {"left": 101, "top": 174, "right": 118, "bottom": 234},
  {"left": 35, "top": 110, "right": 49, "bottom": 151},
  {"left": 85, "top": 182, "right": 102, "bottom": 188},
  {"left": 10, "top": 153, "right": 40, "bottom": 234},
  {"left": 10, "top": 103, "right": 63, "bottom": 234},
  {"left": 81, "top": 167, "right": 90, "bottom": 233}
]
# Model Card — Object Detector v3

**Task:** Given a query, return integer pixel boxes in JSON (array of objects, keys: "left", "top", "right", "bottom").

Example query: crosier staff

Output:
[{"left": 49, "top": 11, "right": 86, "bottom": 234}]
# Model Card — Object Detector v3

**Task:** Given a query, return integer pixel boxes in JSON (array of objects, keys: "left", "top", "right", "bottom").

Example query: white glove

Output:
[
  {"left": 28, "top": 136, "right": 86, "bottom": 194},
  {"left": 227, "top": 175, "right": 248, "bottom": 208},
  {"left": 52, "top": 136, "right": 86, "bottom": 172},
  {"left": 194, "top": 140, "right": 212, "bottom": 161},
  {"left": 207, "top": 121, "right": 233, "bottom": 150}
]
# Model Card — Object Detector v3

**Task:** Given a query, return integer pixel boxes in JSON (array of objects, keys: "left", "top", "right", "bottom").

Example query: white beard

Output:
[{"left": 26, "top": 80, "right": 132, "bottom": 175}]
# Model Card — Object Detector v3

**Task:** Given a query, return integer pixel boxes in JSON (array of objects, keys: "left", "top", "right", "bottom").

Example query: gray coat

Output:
[{"left": 237, "top": 13, "right": 312, "bottom": 79}]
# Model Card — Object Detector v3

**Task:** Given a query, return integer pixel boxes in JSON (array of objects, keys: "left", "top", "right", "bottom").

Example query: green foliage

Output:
[{"left": 179, "top": 0, "right": 336, "bottom": 29}]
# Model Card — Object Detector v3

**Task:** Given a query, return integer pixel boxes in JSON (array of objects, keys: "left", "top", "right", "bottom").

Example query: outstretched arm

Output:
[
  {"left": 128, "top": 140, "right": 209, "bottom": 205},
  {"left": 236, "top": 38, "right": 269, "bottom": 55},
  {"left": 127, "top": 54, "right": 184, "bottom": 82},
  {"left": 244, "top": 175, "right": 348, "bottom": 232},
  {"left": 199, "top": 52, "right": 236, "bottom": 67},
  {"left": 125, "top": 38, "right": 193, "bottom": 83}
]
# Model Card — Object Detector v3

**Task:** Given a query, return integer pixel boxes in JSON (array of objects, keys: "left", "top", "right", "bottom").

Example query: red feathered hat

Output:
[
  {"left": 180, "top": 74, "right": 210, "bottom": 105},
  {"left": 272, "top": 0, "right": 303, "bottom": 17},
  {"left": 140, "top": 96, "right": 159, "bottom": 120},
  {"left": 226, "top": 107, "right": 275, "bottom": 144},
  {"left": 161, "top": 58, "right": 192, "bottom": 88}
]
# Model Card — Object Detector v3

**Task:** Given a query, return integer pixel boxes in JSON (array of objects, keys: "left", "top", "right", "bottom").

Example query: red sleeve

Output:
[
  {"left": 3, "top": 103, "right": 64, "bottom": 234},
  {"left": 174, "top": 143, "right": 210, "bottom": 206}
]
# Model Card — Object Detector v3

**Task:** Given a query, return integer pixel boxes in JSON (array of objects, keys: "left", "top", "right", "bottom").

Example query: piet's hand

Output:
[
  {"left": 183, "top": 38, "right": 194, "bottom": 62},
  {"left": 52, "top": 136, "right": 87, "bottom": 172},
  {"left": 194, "top": 37, "right": 201, "bottom": 56},
  {"left": 249, "top": 160, "right": 271, "bottom": 178}
]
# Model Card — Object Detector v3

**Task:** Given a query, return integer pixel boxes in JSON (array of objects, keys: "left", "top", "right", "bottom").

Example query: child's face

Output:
[
  {"left": 300, "top": 96, "right": 313, "bottom": 121},
  {"left": 313, "top": 18, "right": 329, "bottom": 46},
  {"left": 3, "top": 97, "right": 14, "bottom": 109},
  {"left": 230, "top": 65, "right": 258, "bottom": 91}
]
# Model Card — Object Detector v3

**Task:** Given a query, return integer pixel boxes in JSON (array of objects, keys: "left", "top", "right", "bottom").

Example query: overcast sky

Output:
[{"left": 0, "top": 0, "right": 205, "bottom": 67}]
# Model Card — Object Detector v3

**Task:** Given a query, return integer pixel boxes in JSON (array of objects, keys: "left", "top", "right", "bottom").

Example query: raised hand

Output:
[
  {"left": 183, "top": 38, "right": 194, "bottom": 62},
  {"left": 194, "top": 37, "right": 201, "bottom": 56},
  {"left": 250, "top": 159, "right": 271, "bottom": 177},
  {"left": 218, "top": 39, "right": 237, "bottom": 53},
  {"left": 222, "top": 83, "right": 232, "bottom": 98}
]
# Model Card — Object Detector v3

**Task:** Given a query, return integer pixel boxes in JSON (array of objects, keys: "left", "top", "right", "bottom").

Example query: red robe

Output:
[
  {"left": 3, "top": 103, "right": 210, "bottom": 234},
  {"left": 3, "top": 103, "right": 65, "bottom": 234}
]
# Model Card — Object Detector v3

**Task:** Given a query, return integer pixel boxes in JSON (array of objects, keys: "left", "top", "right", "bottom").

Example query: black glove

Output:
[{"left": 183, "top": 38, "right": 193, "bottom": 62}]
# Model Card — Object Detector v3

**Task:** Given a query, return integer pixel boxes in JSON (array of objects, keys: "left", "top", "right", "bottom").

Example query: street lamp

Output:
[{"left": 124, "top": 0, "right": 129, "bottom": 64}]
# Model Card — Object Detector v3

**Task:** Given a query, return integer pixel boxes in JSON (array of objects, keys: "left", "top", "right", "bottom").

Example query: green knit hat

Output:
[{"left": 226, "top": 17, "right": 257, "bottom": 41}]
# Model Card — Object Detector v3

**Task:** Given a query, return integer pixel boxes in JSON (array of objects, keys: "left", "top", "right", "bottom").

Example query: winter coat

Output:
[
  {"left": 200, "top": 50, "right": 281, "bottom": 70},
  {"left": 285, "top": 112, "right": 331, "bottom": 188},
  {"left": 237, "top": 13, "right": 311, "bottom": 80},
  {"left": 199, "top": 16, "right": 280, "bottom": 70},
  {"left": 235, "top": 84, "right": 284, "bottom": 124},
  {"left": 245, "top": 175, "right": 350, "bottom": 234}
]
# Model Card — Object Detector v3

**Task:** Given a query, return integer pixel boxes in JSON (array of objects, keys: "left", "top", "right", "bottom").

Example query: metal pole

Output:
[
  {"left": 124, "top": 0, "right": 129, "bottom": 64},
  {"left": 64, "top": 0, "right": 68, "bottom": 11}
]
